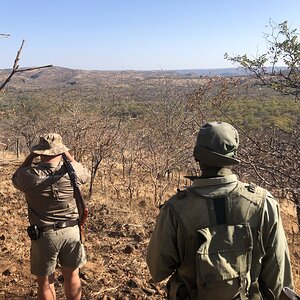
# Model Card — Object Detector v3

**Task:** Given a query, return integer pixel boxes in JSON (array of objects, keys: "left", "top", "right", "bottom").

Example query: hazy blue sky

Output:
[{"left": 1, "top": 0, "right": 300, "bottom": 70}]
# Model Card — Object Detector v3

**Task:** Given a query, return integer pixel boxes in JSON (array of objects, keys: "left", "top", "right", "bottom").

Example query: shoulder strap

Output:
[{"left": 213, "top": 197, "right": 227, "bottom": 225}]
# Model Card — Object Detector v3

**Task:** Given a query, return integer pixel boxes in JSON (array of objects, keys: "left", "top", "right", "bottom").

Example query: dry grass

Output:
[{"left": 0, "top": 152, "right": 299, "bottom": 299}]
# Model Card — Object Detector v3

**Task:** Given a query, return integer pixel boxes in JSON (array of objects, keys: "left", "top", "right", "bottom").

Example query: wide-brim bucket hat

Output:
[
  {"left": 31, "top": 133, "right": 69, "bottom": 156},
  {"left": 193, "top": 122, "right": 240, "bottom": 167}
]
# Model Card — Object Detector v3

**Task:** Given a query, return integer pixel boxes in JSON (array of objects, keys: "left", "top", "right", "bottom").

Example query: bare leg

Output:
[
  {"left": 37, "top": 274, "right": 56, "bottom": 300},
  {"left": 61, "top": 267, "right": 82, "bottom": 300}
]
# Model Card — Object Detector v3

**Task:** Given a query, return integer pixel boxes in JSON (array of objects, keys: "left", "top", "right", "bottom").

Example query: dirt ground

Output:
[{"left": 0, "top": 154, "right": 299, "bottom": 299}]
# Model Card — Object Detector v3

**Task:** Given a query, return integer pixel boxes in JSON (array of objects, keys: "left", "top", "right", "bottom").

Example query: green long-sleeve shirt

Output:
[{"left": 147, "top": 174, "right": 293, "bottom": 299}]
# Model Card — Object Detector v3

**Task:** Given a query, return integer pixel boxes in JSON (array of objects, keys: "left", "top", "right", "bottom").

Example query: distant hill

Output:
[
  {"left": 170, "top": 68, "right": 248, "bottom": 77},
  {"left": 0, "top": 66, "right": 249, "bottom": 90}
]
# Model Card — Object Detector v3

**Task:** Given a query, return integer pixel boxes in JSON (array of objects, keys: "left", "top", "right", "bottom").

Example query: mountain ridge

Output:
[{"left": 0, "top": 66, "right": 249, "bottom": 91}]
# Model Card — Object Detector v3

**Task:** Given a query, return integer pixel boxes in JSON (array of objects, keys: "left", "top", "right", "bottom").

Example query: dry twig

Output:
[{"left": 0, "top": 39, "right": 52, "bottom": 91}]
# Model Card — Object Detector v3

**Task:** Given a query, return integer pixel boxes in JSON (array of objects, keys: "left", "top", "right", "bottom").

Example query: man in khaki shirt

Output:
[
  {"left": 12, "top": 133, "right": 89, "bottom": 300},
  {"left": 147, "top": 122, "right": 293, "bottom": 300}
]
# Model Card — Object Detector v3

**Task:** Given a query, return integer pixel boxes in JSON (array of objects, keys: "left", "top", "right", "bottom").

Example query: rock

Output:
[
  {"left": 123, "top": 244, "right": 135, "bottom": 254},
  {"left": 132, "top": 233, "right": 142, "bottom": 243},
  {"left": 142, "top": 286, "right": 157, "bottom": 295},
  {"left": 127, "top": 277, "right": 143, "bottom": 288},
  {"left": 1, "top": 247, "right": 8, "bottom": 253},
  {"left": 127, "top": 279, "right": 139, "bottom": 288},
  {"left": 2, "top": 265, "right": 17, "bottom": 276},
  {"left": 107, "top": 231, "right": 124, "bottom": 238},
  {"left": 138, "top": 201, "right": 146, "bottom": 208}
]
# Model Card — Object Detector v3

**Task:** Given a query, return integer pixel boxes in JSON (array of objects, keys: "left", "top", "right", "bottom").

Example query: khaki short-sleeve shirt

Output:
[{"left": 12, "top": 161, "right": 89, "bottom": 227}]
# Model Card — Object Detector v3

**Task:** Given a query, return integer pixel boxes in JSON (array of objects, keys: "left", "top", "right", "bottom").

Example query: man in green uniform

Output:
[
  {"left": 12, "top": 133, "right": 89, "bottom": 300},
  {"left": 147, "top": 122, "right": 293, "bottom": 300}
]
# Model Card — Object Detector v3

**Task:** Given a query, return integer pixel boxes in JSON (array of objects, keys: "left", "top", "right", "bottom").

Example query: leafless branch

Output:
[{"left": 0, "top": 39, "right": 52, "bottom": 92}]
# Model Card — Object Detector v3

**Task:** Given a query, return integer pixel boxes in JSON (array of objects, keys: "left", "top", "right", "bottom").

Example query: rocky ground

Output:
[{"left": 0, "top": 154, "right": 299, "bottom": 299}]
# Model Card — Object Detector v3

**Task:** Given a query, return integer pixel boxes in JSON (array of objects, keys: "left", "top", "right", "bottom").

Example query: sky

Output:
[{"left": 1, "top": 0, "right": 300, "bottom": 71}]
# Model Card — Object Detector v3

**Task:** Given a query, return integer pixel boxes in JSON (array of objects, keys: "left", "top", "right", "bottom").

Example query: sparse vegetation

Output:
[{"left": 0, "top": 65, "right": 299, "bottom": 299}]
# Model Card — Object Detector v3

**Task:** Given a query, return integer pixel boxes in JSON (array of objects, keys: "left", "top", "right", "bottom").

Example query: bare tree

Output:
[
  {"left": 137, "top": 85, "right": 194, "bottom": 203},
  {"left": 1, "top": 38, "right": 52, "bottom": 92},
  {"left": 87, "top": 117, "right": 121, "bottom": 198}
]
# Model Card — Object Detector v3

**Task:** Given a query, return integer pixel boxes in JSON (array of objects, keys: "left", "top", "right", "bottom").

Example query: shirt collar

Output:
[{"left": 191, "top": 174, "right": 238, "bottom": 188}]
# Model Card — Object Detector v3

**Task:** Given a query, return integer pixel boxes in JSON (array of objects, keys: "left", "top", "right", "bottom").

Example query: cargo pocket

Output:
[{"left": 196, "top": 223, "right": 253, "bottom": 300}]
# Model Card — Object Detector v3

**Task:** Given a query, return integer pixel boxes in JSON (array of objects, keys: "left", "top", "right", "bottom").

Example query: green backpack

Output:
[
  {"left": 196, "top": 223, "right": 252, "bottom": 299},
  {"left": 195, "top": 183, "right": 266, "bottom": 300}
]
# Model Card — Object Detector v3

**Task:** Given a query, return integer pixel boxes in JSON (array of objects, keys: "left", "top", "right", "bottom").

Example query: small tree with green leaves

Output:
[
  {"left": 225, "top": 20, "right": 300, "bottom": 100},
  {"left": 225, "top": 20, "right": 300, "bottom": 225}
]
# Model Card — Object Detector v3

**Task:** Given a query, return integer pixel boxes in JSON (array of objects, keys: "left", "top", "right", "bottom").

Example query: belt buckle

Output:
[
  {"left": 60, "top": 221, "right": 67, "bottom": 229},
  {"left": 52, "top": 221, "right": 69, "bottom": 230}
]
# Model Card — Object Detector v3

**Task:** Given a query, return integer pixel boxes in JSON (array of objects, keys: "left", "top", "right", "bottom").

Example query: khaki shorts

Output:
[{"left": 30, "top": 225, "right": 86, "bottom": 276}]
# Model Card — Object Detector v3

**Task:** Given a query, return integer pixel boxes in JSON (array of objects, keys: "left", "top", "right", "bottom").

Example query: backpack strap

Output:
[
  {"left": 213, "top": 193, "right": 254, "bottom": 300},
  {"left": 213, "top": 197, "right": 227, "bottom": 224}
]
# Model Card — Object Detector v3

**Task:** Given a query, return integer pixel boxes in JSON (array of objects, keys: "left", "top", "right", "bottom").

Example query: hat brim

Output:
[
  {"left": 194, "top": 146, "right": 240, "bottom": 167},
  {"left": 31, "top": 145, "right": 69, "bottom": 156}
]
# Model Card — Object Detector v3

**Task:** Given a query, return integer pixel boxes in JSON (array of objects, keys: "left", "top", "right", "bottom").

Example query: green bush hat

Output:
[
  {"left": 193, "top": 121, "right": 240, "bottom": 167},
  {"left": 31, "top": 133, "right": 69, "bottom": 156}
]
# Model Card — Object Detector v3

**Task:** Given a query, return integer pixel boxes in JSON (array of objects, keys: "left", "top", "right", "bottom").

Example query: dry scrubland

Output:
[
  {"left": 0, "top": 152, "right": 167, "bottom": 299},
  {"left": 0, "top": 152, "right": 299, "bottom": 300},
  {"left": 0, "top": 67, "right": 299, "bottom": 299}
]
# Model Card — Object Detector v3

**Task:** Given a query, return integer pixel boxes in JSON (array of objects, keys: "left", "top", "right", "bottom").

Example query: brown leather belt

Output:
[{"left": 40, "top": 220, "right": 79, "bottom": 232}]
